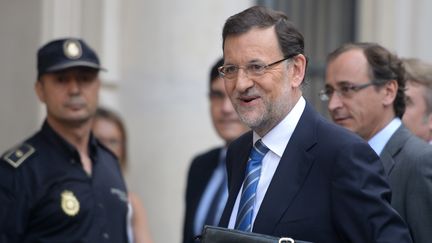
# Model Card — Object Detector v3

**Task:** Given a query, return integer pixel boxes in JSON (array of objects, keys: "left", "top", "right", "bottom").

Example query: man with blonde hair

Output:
[{"left": 402, "top": 58, "right": 432, "bottom": 143}]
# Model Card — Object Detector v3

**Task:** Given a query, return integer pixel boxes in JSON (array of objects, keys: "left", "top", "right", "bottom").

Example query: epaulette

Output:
[{"left": 2, "top": 143, "right": 35, "bottom": 168}]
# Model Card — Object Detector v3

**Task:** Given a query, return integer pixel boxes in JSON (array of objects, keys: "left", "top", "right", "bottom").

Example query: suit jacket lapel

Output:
[
  {"left": 253, "top": 103, "right": 317, "bottom": 234},
  {"left": 379, "top": 149, "right": 395, "bottom": 175},
  {"left": 380, "top": 125, "right": 409, "bottom": 175},
  {"left": 196, "top": 148, "right": 222, "bottom": 196}
]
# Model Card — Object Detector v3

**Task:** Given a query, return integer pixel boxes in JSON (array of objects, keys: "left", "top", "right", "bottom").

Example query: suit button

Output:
[{"left": 102, "top": 233, "right": 109, "bottom": 239}]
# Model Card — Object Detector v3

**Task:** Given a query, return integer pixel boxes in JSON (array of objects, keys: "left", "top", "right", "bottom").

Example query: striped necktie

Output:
[{"left": 235, "top": 139, "right": 269, "bottom": 231}]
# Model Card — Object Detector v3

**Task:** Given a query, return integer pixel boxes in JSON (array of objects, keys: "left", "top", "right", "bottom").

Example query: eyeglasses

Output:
[
  {"left": 218, "top": 53, "right": 298, "bottom": 81},
  {"left": 319, "top": 82, "right": 374, "bottom": 101}
]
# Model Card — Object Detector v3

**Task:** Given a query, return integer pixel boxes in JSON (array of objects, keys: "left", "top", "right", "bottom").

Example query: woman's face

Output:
[{"left": 93, "top": 117, "right": 125, "bottom": 163}]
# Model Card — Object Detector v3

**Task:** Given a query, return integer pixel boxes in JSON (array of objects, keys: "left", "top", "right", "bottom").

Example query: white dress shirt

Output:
[
  {"left": 228, "top": 96, "right": 306, "bottom": 229},
  {"left": 368, "top": 118, "right": 402, "bottom": 156}
]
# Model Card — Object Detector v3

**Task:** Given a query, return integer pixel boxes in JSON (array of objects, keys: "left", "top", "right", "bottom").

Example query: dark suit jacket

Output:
[
  {"left": 219, "top": 103, "right": 412, "bottom": 243},
  {"left": 380, "top": 125, "right": 432, "bottom": 243},
  {"left": 183, "top": 147, "right": 222, "bottom": 243}
]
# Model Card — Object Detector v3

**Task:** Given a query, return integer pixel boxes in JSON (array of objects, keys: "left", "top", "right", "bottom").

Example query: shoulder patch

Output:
[{"left": 3, "top": 143, "right": 35, "bottom": 168}]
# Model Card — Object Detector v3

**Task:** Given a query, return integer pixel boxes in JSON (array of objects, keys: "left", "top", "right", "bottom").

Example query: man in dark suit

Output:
[
  {"left": 323, "top": 43, "right": 432, "bottom": 243},
  {"left": 217, "top": 6, "right": 413, "bottom": 243},
  {"left": 182, "top": 58, "right": 248, "bottom": 243}
]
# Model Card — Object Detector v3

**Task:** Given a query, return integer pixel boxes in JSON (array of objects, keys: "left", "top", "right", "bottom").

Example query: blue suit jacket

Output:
[{"left": 219, "top": 103, "right": 412, "bottom": 243}]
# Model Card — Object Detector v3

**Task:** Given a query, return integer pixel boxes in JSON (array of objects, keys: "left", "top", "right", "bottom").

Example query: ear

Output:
[
  {"left": 290, "top": 54, "right": 307, "bottom": 88},
  {"left": 382, "top": 79, "right": 398, "bottom": 106},
  {"left": 34, "top": 80, "right": 46, "bottom": 103}
]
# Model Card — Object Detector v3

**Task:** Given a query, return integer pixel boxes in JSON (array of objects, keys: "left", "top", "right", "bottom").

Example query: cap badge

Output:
[
  {"left": 63, "top": 40, "right": 82, "bottom": 59},
  {"left": 61, "top": 190, "right": 80, "bottom": 216}
]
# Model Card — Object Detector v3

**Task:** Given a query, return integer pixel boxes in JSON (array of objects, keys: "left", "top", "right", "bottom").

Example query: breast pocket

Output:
[{"left": 30, "top": 179, "right": 94, "bottom": 231}]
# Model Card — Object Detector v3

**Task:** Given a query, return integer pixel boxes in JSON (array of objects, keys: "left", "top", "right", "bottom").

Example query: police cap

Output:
[{"left": 37, "top": 38, "right": 105, "bottom": 77}]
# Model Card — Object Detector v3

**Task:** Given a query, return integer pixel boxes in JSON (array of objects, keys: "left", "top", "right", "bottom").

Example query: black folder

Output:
[{"left": 197, "top": 225, "right": 313, "bottom": 243}]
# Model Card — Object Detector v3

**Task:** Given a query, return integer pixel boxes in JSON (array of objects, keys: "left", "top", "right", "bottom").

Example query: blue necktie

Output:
[{"left": 235, "top": 139, "right": 269, "bottom": 231}]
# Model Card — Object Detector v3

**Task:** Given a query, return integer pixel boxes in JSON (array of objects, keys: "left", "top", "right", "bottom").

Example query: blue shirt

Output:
[
  {"left": 0, "top": 121, "right": 129, "bottom": 243},
  {"left": 193, "top": 148, "right": 228, "bottom": 235}
]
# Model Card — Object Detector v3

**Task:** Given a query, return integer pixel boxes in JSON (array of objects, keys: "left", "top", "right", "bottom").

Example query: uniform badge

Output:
[
  {"left": 63, "top": 40, "right": 82, "bottom": 59},
  {"left": 3, "top": 143, "right": 35, "bottom": 168},
  {"left": 61, "top": 190, "right": 80, "bottom": 216}
]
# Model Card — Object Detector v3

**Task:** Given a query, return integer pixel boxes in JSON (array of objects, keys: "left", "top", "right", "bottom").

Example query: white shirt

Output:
[
  {"left": 368, "top": 118, "right": 402, "bottom": 155},
  {"left": 127, "top": 202, "right": 134, "bottom": 243},
  {"left": 228, "top": 96, "right": 306, "bottom": 229}
]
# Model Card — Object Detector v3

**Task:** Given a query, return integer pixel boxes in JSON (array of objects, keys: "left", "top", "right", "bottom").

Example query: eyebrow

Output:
[
  {"left": 329, "top": 80, "right": 356, "bottom": 87},
  {"left": 248, "top": 59, "right": 263, "bottom": 63},
  {"left": 224, "top": 58, "right": 263, "bottom": 65},
  {"left": 325, "top": 80, "right": 354, "bottom": 88},
  {"left": 336, "top": 80, "right": 353, "bottom": 85}
]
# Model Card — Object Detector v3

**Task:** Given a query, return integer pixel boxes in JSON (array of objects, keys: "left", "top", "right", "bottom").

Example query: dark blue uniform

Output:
[{"left": 0, "top": 121, "right": 129, "bottom": 242}]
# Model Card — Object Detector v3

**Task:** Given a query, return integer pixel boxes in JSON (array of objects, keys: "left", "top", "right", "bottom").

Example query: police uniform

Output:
[{"left": 0, "top": 38, "right": 128, "bottom": 242}]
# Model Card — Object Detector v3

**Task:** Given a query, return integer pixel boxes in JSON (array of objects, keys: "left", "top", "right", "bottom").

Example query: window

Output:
[{"left": 257, "top": 0, "right": 357, "bottom": 115}]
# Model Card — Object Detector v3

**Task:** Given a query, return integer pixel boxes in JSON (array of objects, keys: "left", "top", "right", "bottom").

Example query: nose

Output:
[
  {"left": 67, "top": 78, "right": 80, "bottom": 94},
  {"left": 234, "top": 69, "right": 254, "bottom": 93},
  {"left": 327, "top": 91, "right": 343, "bottom": 112}
]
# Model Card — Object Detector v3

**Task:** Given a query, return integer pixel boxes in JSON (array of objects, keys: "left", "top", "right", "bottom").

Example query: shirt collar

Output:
[
  {"left": 368, "top": 118, "right": 402, "bottom": 155},
  {"left": 41, "top": 120, "right": 98, "bottom": 163},
  {"left": 253, "top": 96, "right": 306, "bottom": 157}
]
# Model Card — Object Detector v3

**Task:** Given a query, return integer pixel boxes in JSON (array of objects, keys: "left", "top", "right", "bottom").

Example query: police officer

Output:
[{"left": 0, "top": 38, "right": 129, "bottom": 242}]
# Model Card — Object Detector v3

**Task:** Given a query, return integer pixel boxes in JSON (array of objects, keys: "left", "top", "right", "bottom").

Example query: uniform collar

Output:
[{"left": 41, "top": 120, "right": 98, "bottom": 163}]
